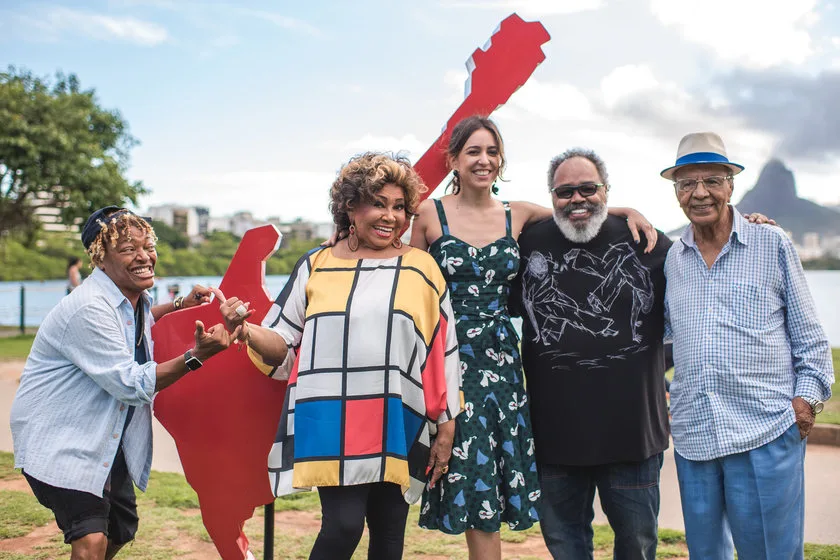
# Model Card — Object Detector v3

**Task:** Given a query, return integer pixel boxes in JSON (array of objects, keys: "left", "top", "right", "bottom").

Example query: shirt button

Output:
[
  {"left": 120, "top": 405, "right": 125, "bottom": 411},
  {"left": 127, "top": 320, "right": 133, "bottom": 326},
  {"left": 113, "top": 433, "right": 119, "bottom": 439},
  {"left": 103, "top": 462, "right": 110, "bottom": 468}
]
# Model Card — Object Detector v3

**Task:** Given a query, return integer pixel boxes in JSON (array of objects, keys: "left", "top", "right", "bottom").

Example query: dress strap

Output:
[
  {"left": 433, "top": 199, "right": 450, "bottom": 236},
  {"left": 503, "top": 201, "right": 512, "bottom": 237}
]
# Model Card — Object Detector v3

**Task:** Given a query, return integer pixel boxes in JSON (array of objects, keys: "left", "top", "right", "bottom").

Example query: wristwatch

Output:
[
  {"left": 802, "top": 397, "right": 824, "bottom": 415},
  {"left": 184, "top": 349, "right": 203, "bottom": 371}
]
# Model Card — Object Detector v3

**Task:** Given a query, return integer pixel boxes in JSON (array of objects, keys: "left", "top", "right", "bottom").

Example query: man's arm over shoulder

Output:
[
  {"left": 60, "top": 303, "right": 157, "bottom": 406},
  {"left": 775, "top": 229, "right": 834, "bottom": 401}
]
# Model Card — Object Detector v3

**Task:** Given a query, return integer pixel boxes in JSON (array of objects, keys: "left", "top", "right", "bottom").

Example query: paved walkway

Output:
[{"left": 1, "top": 361, "right": 838, "bottom": 544}]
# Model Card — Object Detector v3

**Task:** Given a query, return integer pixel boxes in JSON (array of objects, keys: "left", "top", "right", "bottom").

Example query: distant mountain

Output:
[{"left": 668, "top": 159, "right": 840, "bottom": 242}]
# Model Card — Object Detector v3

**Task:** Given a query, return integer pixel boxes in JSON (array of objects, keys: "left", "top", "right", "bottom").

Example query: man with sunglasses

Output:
[
  {"left": 662, "top": 132, "right": 833, "bottom": 559},
  {"left": 513, "top": 148, "right": 672, "bottom": 559}
]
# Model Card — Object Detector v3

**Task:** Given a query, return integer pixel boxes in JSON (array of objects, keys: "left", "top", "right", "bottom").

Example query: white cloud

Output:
[
  {"left": 444, "top": 68, "right": 469, "bottom": 105},
  {"left": 650, "top": 0, "right": 819, "bottom": 68},
  {"left": 342, "top": 134, "right": 430, "bottom": 161},
  {"left": 440, "top": 0, "right": 603, "bottom": 16},
  {"left": 600, "top": 65, "right": 660, "bottom": 109},
  {"left": 509, "top": 79, "right": 597, "bottom": 121},
  {"left": 24, "top": 6, "right": 169, "bottom": 45}
]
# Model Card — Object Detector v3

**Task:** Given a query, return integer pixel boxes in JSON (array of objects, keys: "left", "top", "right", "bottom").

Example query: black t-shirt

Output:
[{"left": 513, "top": 215, "right": 672, "bottom": 466}]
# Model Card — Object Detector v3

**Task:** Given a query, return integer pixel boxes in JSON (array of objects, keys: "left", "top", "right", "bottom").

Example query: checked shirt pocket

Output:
[{"left": 723, "top": 283, "right": 768, "bottom": 330}]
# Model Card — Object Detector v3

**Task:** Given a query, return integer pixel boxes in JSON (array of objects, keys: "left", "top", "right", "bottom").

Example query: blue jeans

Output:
[
  {"left": 538, "top": 453, "right": 663, "bottom": 560},
  {"left": 675, "top": 422, "right": 806, "bottom": 560}
]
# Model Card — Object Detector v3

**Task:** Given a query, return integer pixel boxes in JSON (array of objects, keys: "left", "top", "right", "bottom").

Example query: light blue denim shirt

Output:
[
  {"left": 665, "top": 208, "right": 834, "bottom": 461},
  {"left": 11, "top": 267, "right": 158, "bottom": 496}
]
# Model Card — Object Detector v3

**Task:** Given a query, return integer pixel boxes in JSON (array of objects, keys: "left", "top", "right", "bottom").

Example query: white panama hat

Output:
[{"left": 660, "top": 132, "right": 745, "bottom": 180}]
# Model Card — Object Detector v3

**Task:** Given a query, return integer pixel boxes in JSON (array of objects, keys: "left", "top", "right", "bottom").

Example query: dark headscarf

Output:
[{"left": 81, "top": 206, "right": 137, "bottom": 249}]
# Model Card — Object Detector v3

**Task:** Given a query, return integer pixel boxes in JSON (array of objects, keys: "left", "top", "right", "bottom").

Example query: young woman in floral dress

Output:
[{"left": 413, "top": 116, "right": 657, "bottom": 559}]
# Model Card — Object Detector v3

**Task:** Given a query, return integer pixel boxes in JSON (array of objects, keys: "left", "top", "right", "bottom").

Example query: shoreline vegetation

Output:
[{"left": 0, "top": 229, "right": 325, "bottom": 282}]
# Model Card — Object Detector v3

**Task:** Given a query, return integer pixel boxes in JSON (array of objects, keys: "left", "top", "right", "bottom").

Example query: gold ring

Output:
[{"left": 441, "top": 465, "right": 449, "bottom": 473}]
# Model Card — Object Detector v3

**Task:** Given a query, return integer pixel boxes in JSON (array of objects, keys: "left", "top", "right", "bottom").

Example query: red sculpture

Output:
[
  {"left": 413, "top": 13, "right": 551, "bottom": 197},
  {"left": 152, "top": 225, "right": 285, "bottom": 559}
]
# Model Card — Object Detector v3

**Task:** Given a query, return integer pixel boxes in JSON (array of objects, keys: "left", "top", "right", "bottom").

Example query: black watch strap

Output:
[{"left": 184, "top": 349, "right": 203, "bottom": 371}]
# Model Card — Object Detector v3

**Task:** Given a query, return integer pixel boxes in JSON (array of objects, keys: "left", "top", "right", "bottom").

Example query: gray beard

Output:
[{"left": 552, "top": 202, "right": 608, "bottom": 243}]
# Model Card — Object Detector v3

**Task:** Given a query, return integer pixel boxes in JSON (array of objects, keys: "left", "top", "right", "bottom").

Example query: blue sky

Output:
[{"left": 3, "top": 0, "right": 840, "bottom": 231}]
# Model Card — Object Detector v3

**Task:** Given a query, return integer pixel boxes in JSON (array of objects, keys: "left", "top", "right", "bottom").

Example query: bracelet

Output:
[
  {"left": 173, "top": 296, "right": 184, "bottom": 310},
  {"left": 237, "top": 322, "right": 252, "bottom": 352}
]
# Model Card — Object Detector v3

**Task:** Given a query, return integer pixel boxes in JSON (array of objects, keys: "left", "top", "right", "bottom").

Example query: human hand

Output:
[
  {"left": 792, "top": 397, "right": 815, "bottom": 439},
  {"left": 744, "top": 213, "right": 777, "bottom": 226},
  {"left": 426, "top": 420, "right": 454, "bottom": 488},
  {"left": 625, "top": 209, "right": 658, "bottom": 254},
  {"left": 211, "top": 287, "right": 253, "bottom": 337},
  {"left": 320, "top": 226, "right": 348, "bottom": 248},
  {"left": 184, "top": 284, "right": 212, "bottom": 308},
  {"left": 193, "top": 320, "right": 241, "bottom": 361}
]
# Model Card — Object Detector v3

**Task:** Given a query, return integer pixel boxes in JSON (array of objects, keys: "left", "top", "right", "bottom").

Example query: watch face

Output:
[
  {"left": 814, "top": 401, "right": 824, "bottom": 414},
  {"left": 185, "top": 351, "right": 202, "bottom": 371}
]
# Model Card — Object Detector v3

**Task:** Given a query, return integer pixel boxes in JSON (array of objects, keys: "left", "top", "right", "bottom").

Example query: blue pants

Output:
[
  {"left": 537, "top": 453, "right": 663, "bottom": 560},
  {"left": 675, "top": 422, "right": 806, "bottom": 560}
]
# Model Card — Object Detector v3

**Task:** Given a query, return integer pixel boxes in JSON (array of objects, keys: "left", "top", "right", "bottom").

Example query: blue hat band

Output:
[{"left": 675, "top": 152, "right": 732, "bottom": 166}]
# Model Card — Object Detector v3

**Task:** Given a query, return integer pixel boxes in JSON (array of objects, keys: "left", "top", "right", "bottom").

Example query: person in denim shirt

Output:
[{"left": 11, "top": 207, "right": 238, "bottom": 560}]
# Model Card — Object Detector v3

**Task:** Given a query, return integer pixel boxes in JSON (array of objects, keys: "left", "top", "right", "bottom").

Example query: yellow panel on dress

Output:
[
  {"left": 304, "top": 256, "right": 356, "bottom": 317},
  {"left": 293, "top": 460, "right": 340, "bottom": 488},
  {"left": 393, "top": 270, "right": 442, "bottom": 347},
  {"left": 383, "top": 456, "right": 411, "bottom": 488}
]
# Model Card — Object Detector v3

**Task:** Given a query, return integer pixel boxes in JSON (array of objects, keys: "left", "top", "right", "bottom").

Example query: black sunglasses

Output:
[{"left": 550, "top": 182, "right": 606, "bottom": 199}]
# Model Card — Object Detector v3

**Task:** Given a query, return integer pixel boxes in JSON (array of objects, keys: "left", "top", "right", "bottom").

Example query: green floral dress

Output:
[{"left": 420, "top": 200, "right": 540, "bottom": 534}]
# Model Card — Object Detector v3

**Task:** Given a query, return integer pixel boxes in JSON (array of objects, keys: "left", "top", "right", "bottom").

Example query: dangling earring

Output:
[
  {"left": 348, "top": 224, "right": 359, "bottom": 252},
  {"left": 392, "top": 237, "right": 403, "bottom": 249},
  {"left": 491, "top": 181, "right": 499, "bottom": 195},
  {"left": 452, "top": 170, "right": 461, "bottom": 195}
]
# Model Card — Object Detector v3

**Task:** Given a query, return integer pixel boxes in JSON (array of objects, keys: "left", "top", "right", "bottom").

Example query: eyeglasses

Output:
[
  {"left": 550, "top": 182, "right": 606, "bottom": 199},
  {"left": 674, "top": 176, "right": 731, "bottom": 193}
]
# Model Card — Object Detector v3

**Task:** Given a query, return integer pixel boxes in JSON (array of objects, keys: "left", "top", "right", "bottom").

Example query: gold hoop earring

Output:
[
  {"left": 392, "top": 237, "right": 403, "bottom": 249},
  {"left": 348, "top": 224, "right": 359, "bottom": 252}
]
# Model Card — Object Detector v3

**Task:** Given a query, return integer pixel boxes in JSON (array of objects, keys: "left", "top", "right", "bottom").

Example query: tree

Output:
[
  {"left": 149, "top": 219, "right": 190, "bottom": 250},
  {"left": 0, "top": 67, "right": 145, "bottom": 245}
]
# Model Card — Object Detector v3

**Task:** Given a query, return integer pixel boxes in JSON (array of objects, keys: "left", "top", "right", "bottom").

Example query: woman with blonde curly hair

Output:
[{"left": 215, "top": 153, "right": 462, "bottom": 560}]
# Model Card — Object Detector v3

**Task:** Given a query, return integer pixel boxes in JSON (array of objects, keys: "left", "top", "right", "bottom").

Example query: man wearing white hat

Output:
[{"left": 662, "top": 132, "right": 834, "bottom": 559}]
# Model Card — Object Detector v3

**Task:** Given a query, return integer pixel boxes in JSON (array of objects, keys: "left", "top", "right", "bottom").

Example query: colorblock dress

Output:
[
  {"left": 253, "top": 247, "right": 462, "bottom": 504},
  {"left": 420, "top": 200, "right": 540, "bottom": 533}
]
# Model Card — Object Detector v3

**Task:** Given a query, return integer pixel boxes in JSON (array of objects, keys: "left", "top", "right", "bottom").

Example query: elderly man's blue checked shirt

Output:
[
  {"left": 665, "top": 209, "right": 833, "bottom": 461},
  {"left": 10, "top": 267, "right": 157, "bottom": 496}
]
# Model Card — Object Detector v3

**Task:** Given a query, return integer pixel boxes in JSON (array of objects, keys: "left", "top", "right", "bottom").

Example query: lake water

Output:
[{"left": 1, "top": 271, "right": 839, "bottom": 346}]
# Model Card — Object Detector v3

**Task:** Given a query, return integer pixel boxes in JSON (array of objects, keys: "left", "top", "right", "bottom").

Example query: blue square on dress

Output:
[
  {"left": 386, "top": 398, "right": 424, "bottom": 458},
  {"left": 295, "top": 400, "right": 342, "bottom": 459}
]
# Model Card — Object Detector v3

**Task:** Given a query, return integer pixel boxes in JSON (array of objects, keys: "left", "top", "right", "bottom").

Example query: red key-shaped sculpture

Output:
[
  {"left": 153, "top": 225, "right": 284, "bottom": 560},
  {"left": 413, "top": 13, "right": 551, "bottom": 196},
  {"left": 150, "top": 12, "right": 549, "bottom": 560}
]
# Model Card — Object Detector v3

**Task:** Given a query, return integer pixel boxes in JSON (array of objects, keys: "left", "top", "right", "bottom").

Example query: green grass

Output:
[
  {"left": 820, "top": 349, "right": 840, "bottom": 425},
  {"left": 0, "top": 335, "right": 35, "bottom": 361},
  {"left": 1, "top": 448, "right": 839, "bottom": 560},
  {"left": 0, "top": 491, "right": 55, "bottom": 539}
]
